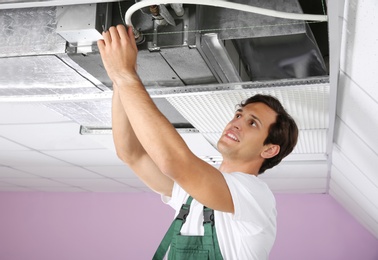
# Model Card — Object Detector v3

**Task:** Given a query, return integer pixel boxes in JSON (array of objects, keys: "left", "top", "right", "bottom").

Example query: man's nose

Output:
[{"left": 233, "top": 122, "right": 241, "bottom": 130}]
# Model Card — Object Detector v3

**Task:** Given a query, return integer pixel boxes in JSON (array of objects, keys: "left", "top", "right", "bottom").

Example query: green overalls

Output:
[{"left": 153, "top": 196, "right": 224, "bottom": 260}]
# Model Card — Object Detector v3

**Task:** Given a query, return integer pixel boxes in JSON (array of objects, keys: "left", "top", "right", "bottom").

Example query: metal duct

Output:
[{"left": 196, "top": 0, "right": 328, "bottom": 81}]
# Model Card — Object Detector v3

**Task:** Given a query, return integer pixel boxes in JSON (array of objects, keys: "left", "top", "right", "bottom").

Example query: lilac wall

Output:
[
  {"left": 271, "top": 194, "right": 378, "bottom": 260},
  {"left": 0, "top": 192, "right": 377, "bottom": 260}
]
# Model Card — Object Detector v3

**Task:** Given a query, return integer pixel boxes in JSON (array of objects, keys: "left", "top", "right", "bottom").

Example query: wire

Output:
[
  {"left": 118, "top": 1, "right": 126, "bottom": 25},
  {"left": 125, "top": 0, "right": 328, "bottom": 27}
]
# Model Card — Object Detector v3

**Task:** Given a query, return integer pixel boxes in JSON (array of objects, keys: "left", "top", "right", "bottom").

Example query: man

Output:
[{"left": 98, "top": 25, "right": 298, "bottom": 259}]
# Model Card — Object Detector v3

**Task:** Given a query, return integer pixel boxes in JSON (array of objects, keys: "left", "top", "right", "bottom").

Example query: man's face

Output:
[{"left": 217, "top": 102, "right": 277, "bottom": 162}]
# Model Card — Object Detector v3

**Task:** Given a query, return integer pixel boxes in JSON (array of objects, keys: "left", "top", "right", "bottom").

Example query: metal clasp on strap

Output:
[{"left": 203, "top": 207, "right": 215, "bottom": 226}]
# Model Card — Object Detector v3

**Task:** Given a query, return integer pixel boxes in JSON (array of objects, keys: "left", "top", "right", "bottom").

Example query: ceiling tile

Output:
[
  {"left": 0, "top": 103, "right": 69, "bottom": 124},
  {"left": 0, "top": 122, "right": 105, "bottom": 150},
  {"left": 84, "top": 166, "right": 135, "bottom": 178},
  {"left": 82, "top": 186, "right": 141, "bottom": 192},
  {"left": 55, "top": 178, "right": 128, "bottom": 187},
  {"left": 0, "top": 181, "right": 16, "bottom": 187},
  {"left": 44, "top": 149, "right": 123, "bottom": 166},
  {"left": 2, "top": 178, "right": 70, "bottom": 187},
  {"left": 0, "top": 151, "right": 69, "bottom": 167},
  {"left": 86, "top": 135, "right": 115, "bottom": 151},
  {"left": 261, "top": 161, "right": 329, "bottom": 179},
  {"left": 14, "top": 166, "right": 104, "bottom": 179},
  {"left": 0, "top": 167, "right": 39, "bottom": 178},
  {"left": 180, "top": 133, "right": 220, "bottom": 157},
  {"left": 0, "top": 137, "right": 30, "bottom": 151},
  {"left": 263, "top": 178, "right": 327, "bottom": 193},
  {"left": 31, "top": 186, "right": 88, "bottom": 192},
  {"left": 0, "top": 186, "right": 34, "bottom": 192},
  {"left": 116, "top": 178, "right": 148, "bottom": 188}
]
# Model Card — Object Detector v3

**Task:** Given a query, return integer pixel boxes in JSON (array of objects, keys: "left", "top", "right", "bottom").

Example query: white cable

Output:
[{"left": 125, "top": 0, "right": 328, "bottom": 27}]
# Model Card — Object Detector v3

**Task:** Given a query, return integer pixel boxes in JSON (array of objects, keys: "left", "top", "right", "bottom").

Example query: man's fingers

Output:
[
  {"left": 108, "top": 26, "right": 119, "bottom": 43},
  {"left": 97, "top": 39, "right": 105, "bottom": 53},
  {"left": 101, "top": 28, "right": 112, "bottom": 45},
  {"left": 127, "top": 26, "right": 138, "bottom": 51},
  {"left": 116, "top": 24, "right": 128, "bottom": 39}
]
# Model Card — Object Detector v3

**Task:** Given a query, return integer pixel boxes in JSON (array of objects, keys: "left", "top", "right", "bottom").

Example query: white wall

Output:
[{"left": 330, "top": 0, "right": 378, "bottom": 238}]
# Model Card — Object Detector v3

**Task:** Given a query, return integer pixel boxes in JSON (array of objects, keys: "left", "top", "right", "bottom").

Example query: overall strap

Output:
[
  {"left": 203, "top": 206, "right": 223, "bottom": 259},
  {"left": 152, "top": 196, "right": 193, "bottom": 260}
]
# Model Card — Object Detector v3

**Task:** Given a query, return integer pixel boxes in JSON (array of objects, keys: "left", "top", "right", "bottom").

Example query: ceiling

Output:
[{"left": 0, "top": 0, "right": 331, "bottom": 194}]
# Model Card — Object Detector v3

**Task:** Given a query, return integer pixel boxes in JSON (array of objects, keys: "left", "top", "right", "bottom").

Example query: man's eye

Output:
[
  {"left": 235, "top": 114, "right": 241, "bottom": 118},
  {"left": 250, "top": 121, "right": 257, "bottom": 127}
]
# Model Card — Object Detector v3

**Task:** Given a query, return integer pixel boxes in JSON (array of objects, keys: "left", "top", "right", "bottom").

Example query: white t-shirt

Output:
[{"left": 163, "top": 172, "right": 277, "bottom": 260}]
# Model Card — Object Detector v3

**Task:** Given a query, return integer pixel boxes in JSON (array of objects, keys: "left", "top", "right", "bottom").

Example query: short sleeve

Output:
[{"left": 222, "top": 172, "right": 276, "bottom": 227}]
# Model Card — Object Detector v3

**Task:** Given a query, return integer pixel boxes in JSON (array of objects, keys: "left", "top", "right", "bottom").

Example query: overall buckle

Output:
[
  {"left": 203, "top": 207, "right": 215, "bottom": 226},
  {"left": 176, "top": 203, "right": 190, "bottom": 224}
]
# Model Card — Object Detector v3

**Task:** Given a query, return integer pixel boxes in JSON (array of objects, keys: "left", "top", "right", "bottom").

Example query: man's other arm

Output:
[{"left": 112, "top": 84, "right": 173, "bottom": 196}]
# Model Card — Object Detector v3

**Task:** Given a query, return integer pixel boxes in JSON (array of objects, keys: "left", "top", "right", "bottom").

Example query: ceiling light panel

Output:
[{"left": 165, "top": 78, "right": 329, "bottom": 155}]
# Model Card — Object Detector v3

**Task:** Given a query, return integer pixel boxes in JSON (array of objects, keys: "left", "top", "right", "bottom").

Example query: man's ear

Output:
[{"left": 261, "top": 144, "right": 280, "bottom": 159}]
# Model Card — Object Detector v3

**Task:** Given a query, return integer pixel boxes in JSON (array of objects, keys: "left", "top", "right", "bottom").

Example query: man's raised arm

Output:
[
  {"left": 111, "top": 82, "right": 173, "bottom": 196},
  {"left": 98, "top": 25, "right": 234, "bottom": 213}
]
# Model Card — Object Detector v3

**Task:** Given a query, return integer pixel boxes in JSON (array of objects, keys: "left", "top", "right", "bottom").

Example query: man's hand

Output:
[{"left": 97, "top": 25, "right": 138, "bottom": 85}]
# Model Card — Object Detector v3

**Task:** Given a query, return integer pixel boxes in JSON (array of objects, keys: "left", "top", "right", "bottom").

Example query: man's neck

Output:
[{"left": 218, "top": 159, "right": 259, "bottom": 176}]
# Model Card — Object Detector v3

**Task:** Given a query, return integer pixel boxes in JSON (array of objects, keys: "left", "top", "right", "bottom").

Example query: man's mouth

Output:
[{"left": 226, "top": 132, "right": 240, "bottom": 142}]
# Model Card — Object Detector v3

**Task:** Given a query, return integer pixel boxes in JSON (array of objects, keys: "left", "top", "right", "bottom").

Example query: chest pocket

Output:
[{"left": 153, "top": 196, "right": 223, "bottom": 260}]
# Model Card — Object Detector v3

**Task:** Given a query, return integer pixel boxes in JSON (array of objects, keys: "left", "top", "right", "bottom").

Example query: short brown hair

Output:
[{"left": 240, "top": 94, "right": 298, "bottom": 174}]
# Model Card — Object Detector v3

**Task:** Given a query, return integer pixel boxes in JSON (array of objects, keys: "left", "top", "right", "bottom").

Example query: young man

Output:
[{"left": 98, "top": 25, "right": 298, "bottom": 259}]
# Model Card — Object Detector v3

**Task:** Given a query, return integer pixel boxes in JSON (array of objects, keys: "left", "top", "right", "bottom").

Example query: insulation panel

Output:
[
  {"left": 0, "top": 7, "right": 66, "bottom": 57},
  {"left": 0, "top": 54, "right": 108, "bottom": 100}
]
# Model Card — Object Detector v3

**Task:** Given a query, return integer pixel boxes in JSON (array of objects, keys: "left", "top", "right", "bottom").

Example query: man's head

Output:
[{"left": 239, "top": 94, "right": 298, "bottom": 174}]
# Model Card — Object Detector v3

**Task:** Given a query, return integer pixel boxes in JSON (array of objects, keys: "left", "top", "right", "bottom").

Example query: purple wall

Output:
[{"left": 0, "top": 192, "right": 377, "bottom": 260}]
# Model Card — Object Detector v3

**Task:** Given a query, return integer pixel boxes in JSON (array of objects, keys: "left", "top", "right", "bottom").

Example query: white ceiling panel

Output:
[
  {"left": 262, "top": 178, "right": 327, "bottom": 194},
  {"left": 86, "top": 135, "right": 116, "bottom": 151},
  {"left": 0, "top": 151, "right": 69, "bottom": 167},
  {"left": 0, "top": 186, "right": 34, "bottom": 192},
  {"left": 31, "top": 186, "right": 88, "bottom": 192},
  {"left": 0, "top": 122, "right": 105, "bottom": 150},
  {"left": 0, "top": 103, "right": 69, "bottom": 124},
  {"left": 82, "top": 186, "right": 141, "bottom": 192},
  {"left": 262, "top": 161, "right": 328, "bottom": 179},
  {"left": 14, "top": 166, "right": 104, "bottom": 179},
  {"left": 115, "top": 178, "right": 149, "bottom": 189},
  {"left": 0, "top": 167, "right": 39, "bottom": 178},
  {"left": 84, "top": 166, "right": 136, "bottom": 178},
  {"left": 55, "top": 178, "right": 126, "bottom": 187},
  {"left": 2, "top": 178, "right": 70, "bottom": 187},
  {"left": 54, "top": 178, "right": 141, "bottom": 192},
  {"left": 43, "top": 149, "right": 123, "bottom": 166},
  {"left": 180, "top": 132, "right": 221, "bottom": 156},
  {"left": 0, "top": 137, "right": 29, "bottom": 151}
]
